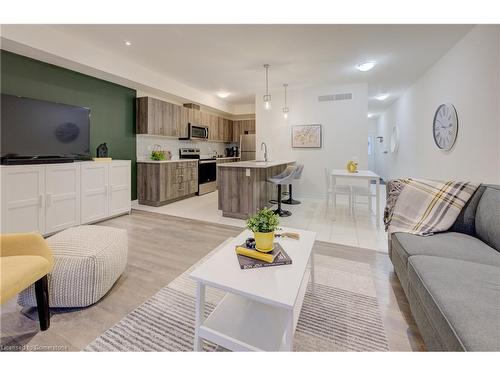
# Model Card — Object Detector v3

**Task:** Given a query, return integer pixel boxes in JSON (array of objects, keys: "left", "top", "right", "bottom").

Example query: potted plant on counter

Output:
[{"left": 246, "top": 207, "right": 280, "bottom": 253}]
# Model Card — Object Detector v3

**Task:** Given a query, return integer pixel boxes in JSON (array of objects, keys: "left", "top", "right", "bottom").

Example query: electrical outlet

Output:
[{"left": 245, "top": 168, "right": 251, "bottom": 177}]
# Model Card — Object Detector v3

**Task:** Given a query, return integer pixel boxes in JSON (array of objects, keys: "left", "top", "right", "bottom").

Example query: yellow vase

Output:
[
  {"left": 347, "top": 160, "right": 358, "bottom": 173},
  {"left": 254, "top": 231, "right": 275, "bottom": 253}
]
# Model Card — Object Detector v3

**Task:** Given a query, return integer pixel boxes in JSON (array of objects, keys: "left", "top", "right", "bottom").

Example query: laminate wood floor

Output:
[{"left": 0, "top": 210, "right": 425, "bottom": 351}]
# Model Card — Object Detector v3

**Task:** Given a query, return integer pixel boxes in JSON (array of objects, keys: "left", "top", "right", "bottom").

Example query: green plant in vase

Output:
[{"left": 246, "top": 207, "right": 280, "bottom": 253}]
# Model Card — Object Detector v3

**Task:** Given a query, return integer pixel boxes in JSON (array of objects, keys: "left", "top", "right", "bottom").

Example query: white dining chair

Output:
[
  {"left": 351, "top": 181, "right": 374, "bottom": 217},
  {"left": 325, "top": 168, "right": 352, "bottom": 217}
]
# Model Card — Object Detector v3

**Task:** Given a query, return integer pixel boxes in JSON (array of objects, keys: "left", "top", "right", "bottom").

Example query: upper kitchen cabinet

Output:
[
  {"left": 232, "top": 119, "right": 255, "bottom": 142},
  {"left": 136, "top": 97, "right": 181, "bottom": 137},
  {"left": 223, "top": 118, "right": 233, "bottom": 143}
]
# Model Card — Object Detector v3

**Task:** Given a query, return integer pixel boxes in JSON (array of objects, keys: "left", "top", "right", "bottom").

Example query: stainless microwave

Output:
[{"left": 179, "top": 123, "right": 208, "bottom": 141}]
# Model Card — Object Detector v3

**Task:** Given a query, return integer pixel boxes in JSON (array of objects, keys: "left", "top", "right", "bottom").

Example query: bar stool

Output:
[
  {"left": 281, "top": 164, "right": 303, "bottom": 205},
  {"left": 267, "top": 165, "right": 298, "bottom": 217}
]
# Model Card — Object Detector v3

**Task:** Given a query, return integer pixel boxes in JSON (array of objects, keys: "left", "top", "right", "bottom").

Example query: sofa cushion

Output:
[
  {"left": 408, "top": 255, "right": 500, "bottom": 351},
  {"left": 450, "top": 185, "right": 486, "bottom": 236},
  {"left": 392, "top": 232, "right": 500, "bottom": 268},
  {"left": 475, "top": 185, "right": 500, "bottom": 252}
]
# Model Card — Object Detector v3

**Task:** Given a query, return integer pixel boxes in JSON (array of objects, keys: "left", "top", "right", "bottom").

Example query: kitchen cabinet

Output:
[
  {"left": 136, "top": 97, "right": 180, "bottom": 137},
  {"left": 178, "top": 107, "right": 190, "bottom": 138},
  {"left": 225, "top": 119, "right": 234, "bottom": 142},
  {"left": 137, "top": 161, "right": 198, "bottom": 206},
  {"left": 232, "top": 119, "right": 255, "bottom": 143},
  {"left": 137, "top": 96, "right": 248, "bottom": 143}
]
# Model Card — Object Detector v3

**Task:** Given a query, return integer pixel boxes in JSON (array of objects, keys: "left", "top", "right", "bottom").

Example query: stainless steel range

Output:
[{"left": 179, "top": 148, "right": 217, "bottom": 195}]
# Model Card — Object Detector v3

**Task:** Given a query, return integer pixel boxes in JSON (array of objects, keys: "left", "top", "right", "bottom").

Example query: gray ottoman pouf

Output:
[{"left": 18, "top": 225, "right": 127, "bottom": 308}]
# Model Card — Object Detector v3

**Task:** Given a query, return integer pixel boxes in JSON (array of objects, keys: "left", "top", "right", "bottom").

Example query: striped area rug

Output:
[{"left": 85, "top": 250, "right": 389, "bottom": 352}]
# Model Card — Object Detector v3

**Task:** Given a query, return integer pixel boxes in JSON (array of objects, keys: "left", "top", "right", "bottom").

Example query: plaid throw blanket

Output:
[{"left": 385, "top": 179, "right": 479, "bottom": 236}]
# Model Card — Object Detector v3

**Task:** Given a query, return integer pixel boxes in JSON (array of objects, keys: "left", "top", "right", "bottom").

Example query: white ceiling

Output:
[{"left": 53, "top": 25, "right": 472, "bottom": 114}]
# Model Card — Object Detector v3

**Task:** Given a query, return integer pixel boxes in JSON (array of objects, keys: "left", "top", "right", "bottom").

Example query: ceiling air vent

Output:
[{"left": 318, "top": 93, "right": 353, "bottom": 102}]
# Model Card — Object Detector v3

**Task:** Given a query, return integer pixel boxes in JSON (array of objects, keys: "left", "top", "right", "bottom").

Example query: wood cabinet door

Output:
[
  {"left": 223, "top": 118, "right": 233, "bottom": 142},
  {"left": 164, "top": 164, "right": 178, "bottom": 201},
  {"left": 149, "top": 97, "right": 165, "bottom": 135},
  {"left": 136, "top": 97, "right": 149, "bottom": 134},
  {"left": 232, "top": 120, "right": 242, "bottom": 142},
  {"left": 242, "top": 119, "right": 256, "bottom": 134},
  {"left": 178, "top": 107, "right": 189, "bottom": 138},
  {"left": 1, "top": 165, "right": 45, "bottom": 234},
  {"left": 45, "top": 163, "right": 80, "bottom": 234}
]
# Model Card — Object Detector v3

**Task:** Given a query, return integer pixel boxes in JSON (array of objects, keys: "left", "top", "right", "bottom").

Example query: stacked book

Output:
[{"left": 235, "top": 243, "right": 292, "bottom": 270}]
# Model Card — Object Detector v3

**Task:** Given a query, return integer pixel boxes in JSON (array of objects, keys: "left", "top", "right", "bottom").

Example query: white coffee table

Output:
[{"left": 189, "top": 227, "right": 316, "bottom": 351}]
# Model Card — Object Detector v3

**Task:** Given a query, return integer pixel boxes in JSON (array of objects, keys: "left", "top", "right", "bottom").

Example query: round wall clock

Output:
[{"left": 433, "top": 103, "right": 458, "bottom": 151}]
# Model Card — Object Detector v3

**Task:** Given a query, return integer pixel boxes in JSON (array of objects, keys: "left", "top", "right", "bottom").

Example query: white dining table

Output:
[{"left": 331, "top": 169, "right": 381, "bottom": 227}]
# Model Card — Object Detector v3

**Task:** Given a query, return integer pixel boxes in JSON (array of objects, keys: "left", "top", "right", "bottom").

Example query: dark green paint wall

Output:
[{"left": 1, "top": 50, "right": 137, "bottom": 199}]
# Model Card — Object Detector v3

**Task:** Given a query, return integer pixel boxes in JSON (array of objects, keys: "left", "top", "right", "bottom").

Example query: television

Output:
[{"left": 1, "top": 94, "right": 91, "bottom": 164}]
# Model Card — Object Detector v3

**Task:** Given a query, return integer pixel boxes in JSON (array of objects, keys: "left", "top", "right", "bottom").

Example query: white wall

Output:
[
  {"left": 256, "top": 83, "right": 369, "bottom": 198},
  {"left": 375, "top": 25, "right": 500, "bottom": 184}
]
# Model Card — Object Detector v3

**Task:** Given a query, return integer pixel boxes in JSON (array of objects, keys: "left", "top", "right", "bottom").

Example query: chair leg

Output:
[{"left": 35, "top": 275, "right": 50, "bottom": 331}]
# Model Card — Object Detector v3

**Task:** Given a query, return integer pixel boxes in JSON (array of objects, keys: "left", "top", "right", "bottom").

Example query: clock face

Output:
[{"left": 433, "top": 103, "right": 458, "bottom": 151}]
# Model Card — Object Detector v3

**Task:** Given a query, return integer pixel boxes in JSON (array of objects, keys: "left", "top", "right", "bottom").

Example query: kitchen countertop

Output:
[
  {"left": 137, "top": 157, "right": 240, "bottom": 163},
  {"left": 217, "top": 160, "right": 295, "bottom": 168},
  {"left": 137, "top": 159, "right": 198, "bottom": 163}
]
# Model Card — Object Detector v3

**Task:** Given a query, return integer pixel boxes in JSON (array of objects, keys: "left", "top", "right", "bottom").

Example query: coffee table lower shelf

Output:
[{"left": 196, "top": 268, "right": 311, "bottom": 351}]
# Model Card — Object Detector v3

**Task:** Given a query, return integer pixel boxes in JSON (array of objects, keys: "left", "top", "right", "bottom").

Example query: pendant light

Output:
[
  {"left": 263, "top": 64, "right": 271, "bottom": 110},
  {"left": 282, "top": 83, "right": 289, "bottom": 119}
]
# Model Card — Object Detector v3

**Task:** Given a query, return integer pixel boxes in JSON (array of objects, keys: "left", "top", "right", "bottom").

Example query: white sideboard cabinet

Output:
[{"left": 1, "top": 160, "right": 131, "bottom": 236}]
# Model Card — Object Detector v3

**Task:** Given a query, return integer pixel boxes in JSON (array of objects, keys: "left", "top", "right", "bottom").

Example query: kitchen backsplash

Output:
[{"left": 137, "top": 135, "right": 237, "bottom": 160}]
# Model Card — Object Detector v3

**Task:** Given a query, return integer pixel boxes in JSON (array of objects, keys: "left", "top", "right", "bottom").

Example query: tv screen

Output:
[{"left": 1, "top": 94, "right": 91, "bottom": 160}]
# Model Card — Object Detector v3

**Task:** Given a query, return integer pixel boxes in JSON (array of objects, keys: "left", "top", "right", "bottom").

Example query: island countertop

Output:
[{"left": 217, "top": 160, "right": 296, "bottom": 169}]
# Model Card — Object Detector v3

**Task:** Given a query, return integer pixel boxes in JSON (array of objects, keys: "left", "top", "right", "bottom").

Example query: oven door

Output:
[
  {"left": 198, "top": 160, "right": 217, "bottom": 195},
  {"left": 198, "top": 160, "right": 216, "bottom": 184},
  {"left": 190, "top": 125, "right": 208, "bottom": 140}
]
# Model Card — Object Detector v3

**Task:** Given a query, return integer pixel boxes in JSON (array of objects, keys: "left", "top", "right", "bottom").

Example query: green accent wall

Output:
[{"left": 1, "top": 50, "right": 137, "bottom": 199}]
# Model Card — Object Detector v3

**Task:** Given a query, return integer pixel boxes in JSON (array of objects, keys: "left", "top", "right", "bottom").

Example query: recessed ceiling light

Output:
[
  {"left": 356, "top": 61, "right": 376, "bottom": 72},
  {"left": 374, "top": 93, "right": 389, "bottom": 101},
  {"left": 367, "top": 113, "right": 374, "bottom": 118},
  {"left": 216, "top": 91, "right": 230, "bottom": 98},
  {"left": 125, "top": 41, "right": 132, "bottom": 46}
]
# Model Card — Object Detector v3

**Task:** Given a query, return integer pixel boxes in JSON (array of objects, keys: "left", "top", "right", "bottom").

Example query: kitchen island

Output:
[{"left": 217, "top": 160, "right": 295, "bottom": 219}]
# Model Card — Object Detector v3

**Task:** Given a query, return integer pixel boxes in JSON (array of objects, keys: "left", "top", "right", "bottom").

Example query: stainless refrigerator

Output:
[{"left": 239, "top": 134, "right": 256, "bottom": 161}]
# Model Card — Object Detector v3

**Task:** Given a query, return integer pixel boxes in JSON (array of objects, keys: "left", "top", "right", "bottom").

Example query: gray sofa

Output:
[{"left": 388, "top": 183, "right": 500, "bottom": 351}]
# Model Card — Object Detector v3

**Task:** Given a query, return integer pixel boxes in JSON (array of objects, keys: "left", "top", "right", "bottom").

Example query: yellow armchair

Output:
[{"left": 1, "top": 233, "right": 54, "bottom": 330}]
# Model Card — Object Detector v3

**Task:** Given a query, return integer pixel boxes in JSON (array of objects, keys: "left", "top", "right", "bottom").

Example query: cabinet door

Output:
[
  {"left": 109, "top": 161, "right": 131, "bottom": 216},
  {"left": 232, "top": 120, "right": 242, "bottom": 142},
  {"left": 81, "top": 163, "right": 109, "bottom": 224},
  {"left": 45, "top": 164, "right": 81, "bottom": 234},
  {"left": 178, "top": 107, "right": 189, "bottom": 138},
  {"left": 242, "top": 119, "right": 256, "bottom": 134},
  {"left": 223, "top": 118, "right": 233, "bottom": 142},
  {"left": 164, "top": 164, "right": 178, "bottom": 201},
  {"left": 165, "top": 102, "right": 180, "bottom": 137},
  {"left": 1, "top": 166, "right": 45, "bottom": 234},
  {"left": 188, "top": 108, "right": 201, "bottom": 125},
  {"left": 148, "top": 97, "right": 164, "bottom": 135}
]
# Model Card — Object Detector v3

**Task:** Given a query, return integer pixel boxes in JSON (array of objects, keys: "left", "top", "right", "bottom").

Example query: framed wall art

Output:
[{"left": 291, "top": 124, "right": 322, "bottom": 148}]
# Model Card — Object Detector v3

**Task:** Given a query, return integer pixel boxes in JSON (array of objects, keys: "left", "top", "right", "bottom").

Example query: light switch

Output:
[{"left": 245, "top": 168, "right": 251, "bottom": 177}]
